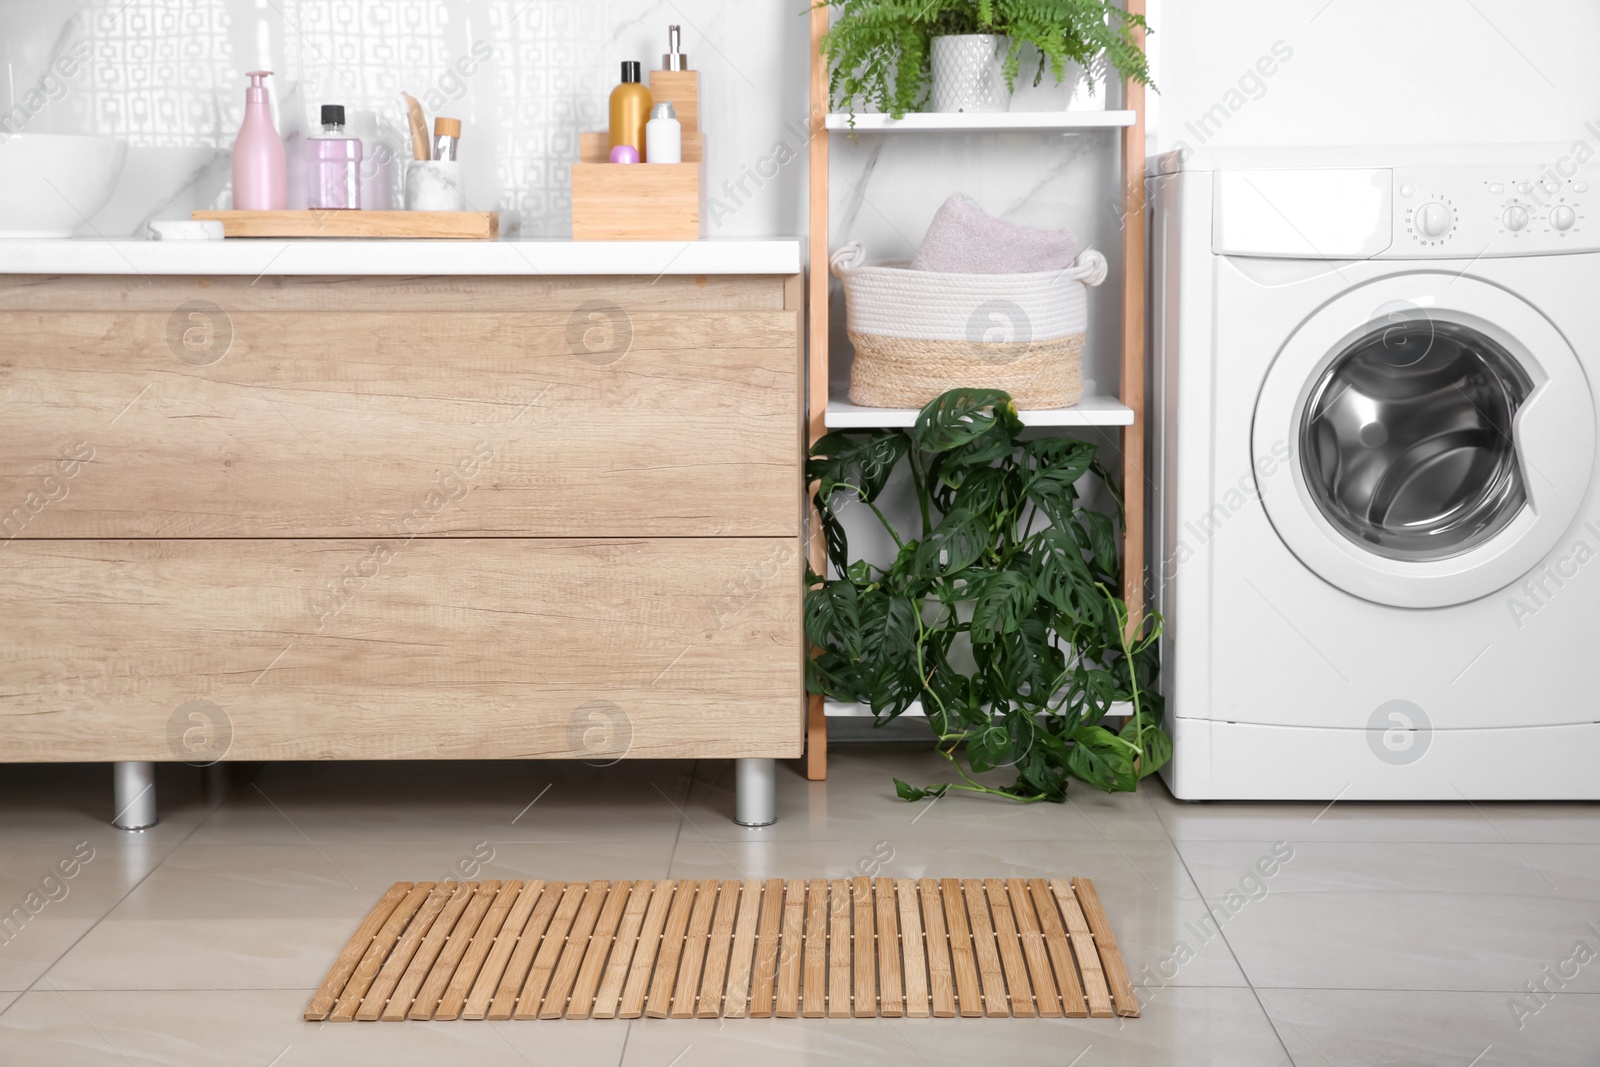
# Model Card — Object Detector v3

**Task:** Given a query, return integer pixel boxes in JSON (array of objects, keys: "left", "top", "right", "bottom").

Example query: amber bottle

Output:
[{"left": 608, "top": 61, "right": 653, "bottom": 161}]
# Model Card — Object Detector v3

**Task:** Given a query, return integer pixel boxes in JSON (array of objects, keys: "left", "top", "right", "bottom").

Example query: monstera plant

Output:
[{"left": 805, "top": 389, "right": 1168, "bottom": 802}]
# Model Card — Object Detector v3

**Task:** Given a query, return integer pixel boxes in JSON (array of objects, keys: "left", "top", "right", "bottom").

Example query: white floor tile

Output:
[
  {"left": 42, "top": 838, "right": 675, "bottom": 991},
  {"left": 1259, "top": 987, "right": 1600, "bottom": 1067},
  {"left": 0, "top": 988, "right": 629, "bottom": 1067},
  {"left": 0, "top": 841, "right": 170, "bottom": 992},
  {"left": 616, "top": 987, "right": 1292, "bottom": 1067}
]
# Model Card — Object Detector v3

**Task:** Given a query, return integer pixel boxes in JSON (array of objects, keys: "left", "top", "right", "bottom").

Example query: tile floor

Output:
[{"left": 1, "top": 745, "right": 1597, "bottom": 1065}]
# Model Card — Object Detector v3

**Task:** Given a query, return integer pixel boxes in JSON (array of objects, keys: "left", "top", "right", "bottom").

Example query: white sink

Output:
[{"left": 0, "top": 134, "right": 128, "bottom": 238}]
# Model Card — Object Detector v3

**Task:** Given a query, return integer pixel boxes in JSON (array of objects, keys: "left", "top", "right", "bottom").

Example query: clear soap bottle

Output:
[{"left": 305, "top": 104, "right": 363, "bottom": 209}]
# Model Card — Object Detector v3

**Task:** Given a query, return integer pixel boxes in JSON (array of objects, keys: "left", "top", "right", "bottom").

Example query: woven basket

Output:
[{"left": 831, "top": 242, "right": 1107, "bottom": 410}]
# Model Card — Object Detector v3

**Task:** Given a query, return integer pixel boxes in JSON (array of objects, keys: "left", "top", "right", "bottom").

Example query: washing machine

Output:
[{"left": 1150, "top": 145, "right": 1600, "bottom": 800}]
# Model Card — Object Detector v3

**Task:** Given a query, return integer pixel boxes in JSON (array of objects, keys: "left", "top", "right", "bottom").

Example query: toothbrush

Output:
[{"left": 401, "top": 92, "right": 429, "bottom": 160}]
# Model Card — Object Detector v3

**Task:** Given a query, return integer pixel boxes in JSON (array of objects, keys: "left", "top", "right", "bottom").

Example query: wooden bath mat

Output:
[{"left": 305, "top": 876, "right": 1138, "bottom": 1022}]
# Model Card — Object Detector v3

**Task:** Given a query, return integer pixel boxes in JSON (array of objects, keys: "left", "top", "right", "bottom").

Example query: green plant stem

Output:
[
  {"left": 864, "top": 498, "right": 903, "bottom": 550},
  {"left": 839, "top": 484, "right": 905, "bottom": 552},
  {"left": 913, "top": 600, "right": 948, "bottom": 725},
  {"left": 1100, "top": 583, "right": 1145, "bottom": 772},
  {"left": 933, "top": 737, "right": 1047, "bottom": 803},
  {"left": 908, "top": 438, "right": 931, "bottom": 538}
]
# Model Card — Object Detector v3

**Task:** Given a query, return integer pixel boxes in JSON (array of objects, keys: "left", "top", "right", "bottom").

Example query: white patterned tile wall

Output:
[
  {"left": 1, "top": 0, "right": 806, "bottom": 236},
  {"left": 488, "top": 1, "right": 603, "bottom": 233},
  {"left": 76, "top": 1, "right": 240, "bottom": 148}
]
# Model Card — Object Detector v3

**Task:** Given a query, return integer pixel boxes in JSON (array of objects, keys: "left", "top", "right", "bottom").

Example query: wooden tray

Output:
[{"left": 192, "top": 210, "right": 498, "bottom": 239}]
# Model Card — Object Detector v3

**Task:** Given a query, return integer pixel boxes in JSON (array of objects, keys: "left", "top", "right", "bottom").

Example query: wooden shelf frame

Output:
[{"left": 804, "top": 2, "right": 1147, "bottom": 780}]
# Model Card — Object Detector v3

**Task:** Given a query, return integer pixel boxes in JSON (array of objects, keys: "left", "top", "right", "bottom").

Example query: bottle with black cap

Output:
[
  {"left": 306, "top": 104, "right": 364, "bottom": 209},
  {"left": 608, "top": 61, "right": 653, "bottom": 161}
]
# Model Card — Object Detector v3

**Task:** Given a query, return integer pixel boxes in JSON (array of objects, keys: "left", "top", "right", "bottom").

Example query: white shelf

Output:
[
  {"left": 825, "top": 111, "right": 1136, "bottom": 132},
  {"left": 826, "top": 699, "right": 921, "bottom": 718},
  {"left": 824, "top": 699, "right": 1134, "bottom": 718},
  {"left": 825, "top": 391, "right": 1133, "bottom": 430}
]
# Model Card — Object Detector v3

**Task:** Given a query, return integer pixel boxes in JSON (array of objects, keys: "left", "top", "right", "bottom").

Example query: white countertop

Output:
[{"left": 0, "top": 237, "right": 803, "bottom": 276}]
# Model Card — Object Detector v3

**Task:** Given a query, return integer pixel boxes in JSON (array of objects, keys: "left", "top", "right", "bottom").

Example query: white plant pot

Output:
[
  {"left": 1062, "top": 56, "right": 1109, "bottom": 111},
  {"left": 1010, "top": 51, "right": 1110, "bottom": 112},
  {"left": 929, "top": 34, "right": 1013, "bottom": 114}
]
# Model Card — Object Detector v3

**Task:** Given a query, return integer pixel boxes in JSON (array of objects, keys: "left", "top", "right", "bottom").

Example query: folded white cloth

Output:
[{"left": 910, "top": 193, "right": 1078, "bottom": 274}]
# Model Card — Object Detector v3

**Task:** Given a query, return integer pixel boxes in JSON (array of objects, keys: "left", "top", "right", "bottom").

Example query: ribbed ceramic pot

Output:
[{"left": 929, "top": 34, "right": 1012, "bottom": 113}]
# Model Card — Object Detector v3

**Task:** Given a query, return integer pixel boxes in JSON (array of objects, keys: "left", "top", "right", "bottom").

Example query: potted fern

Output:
[{"left": 818, "top": 0, "right": 1152, "bottom": 119}]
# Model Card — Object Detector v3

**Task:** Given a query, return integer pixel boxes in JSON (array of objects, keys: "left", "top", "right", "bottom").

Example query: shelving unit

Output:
[{"left": 804, "top": 3, "right": 1148, "bottom": 779}]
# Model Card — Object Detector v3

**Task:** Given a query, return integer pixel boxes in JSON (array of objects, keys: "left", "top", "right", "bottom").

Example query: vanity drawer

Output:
[
  {"left": 0, "top": 537, "right": 802, "bottom": 762},
  {"left": 0, "top": 305, "right": 799, "bottom": 537}
]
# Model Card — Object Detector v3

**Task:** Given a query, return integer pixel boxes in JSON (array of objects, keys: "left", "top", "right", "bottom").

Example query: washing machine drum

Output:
[
  {"left": 1254, "top": 274, "right": 1596, "bottom": 608},
  {"left": 1304, "top": 318, "right": 1531, "bottom": 561}
]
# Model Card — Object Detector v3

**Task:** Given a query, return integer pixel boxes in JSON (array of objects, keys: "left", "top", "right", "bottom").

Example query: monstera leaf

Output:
[
  {"left": 968, "top": 570, "right": 1033, "bottom": 645},
  {"left": 809, "top": 430, "right": 909, "bottom": 504},
  {"left": 805, "top": 577, "right": 861, "bottom": 658},
  {"left": 1122, "top": 711, "right": 1174, "bottom": 780},
  {"left": 910, "top": 506, "right": 990, "bottom": 578},
  {"left": 1065, "top": 724, "right": 1139, "bottom": 793},
  {"left": 911, "top": 388, "right": 1021, "bottom": 454},
  {"left": 1021, "top": 437, "right": 1096, "bottom": 525}
]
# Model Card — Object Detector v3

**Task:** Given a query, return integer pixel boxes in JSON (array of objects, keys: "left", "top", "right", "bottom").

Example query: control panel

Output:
[{"left": 1390, "top": 162, "right": 1600, "bottom": 257}]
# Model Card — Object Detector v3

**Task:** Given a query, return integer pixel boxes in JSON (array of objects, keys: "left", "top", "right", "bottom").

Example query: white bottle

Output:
[
  {"left": 645, "top": 102, "right": 681, "bottom": 164},
  {"left": 347, "top": 109, "right": 398, "bottom": 210}
]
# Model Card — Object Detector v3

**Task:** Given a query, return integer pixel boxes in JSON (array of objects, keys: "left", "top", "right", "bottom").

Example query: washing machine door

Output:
[{"left": 1253, "top": 273, "right": 1595, "bottom": 608}]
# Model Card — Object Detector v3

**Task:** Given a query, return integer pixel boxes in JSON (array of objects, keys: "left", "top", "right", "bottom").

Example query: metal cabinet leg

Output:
[
  {"left": 112, "top": 761, "right": 158, "bottom": 830},
  {"left": 202, "top": 763, "right": 229, "bottom": 808},
  {"left": 734, "top": 757, "right": 777, "bottom": 827}
]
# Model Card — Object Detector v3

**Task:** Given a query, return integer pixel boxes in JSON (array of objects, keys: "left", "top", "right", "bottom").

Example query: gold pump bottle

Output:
[{"left": 609, "top": 61, "right": 652, "bottom": 160}]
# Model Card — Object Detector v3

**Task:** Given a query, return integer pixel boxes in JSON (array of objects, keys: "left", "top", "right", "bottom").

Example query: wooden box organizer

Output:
[{"left": 571, "top": 70, "right": 704, "bottom": 241}]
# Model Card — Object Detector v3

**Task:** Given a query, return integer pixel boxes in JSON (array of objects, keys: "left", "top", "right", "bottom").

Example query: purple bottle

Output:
[{"left": 305, "top": 105, "right": 363, "bottom": 209}]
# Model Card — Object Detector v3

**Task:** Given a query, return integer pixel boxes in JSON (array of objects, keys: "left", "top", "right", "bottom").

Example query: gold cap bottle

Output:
[{"left": 609, "top": 61, "right": 652, "bottom": 161}]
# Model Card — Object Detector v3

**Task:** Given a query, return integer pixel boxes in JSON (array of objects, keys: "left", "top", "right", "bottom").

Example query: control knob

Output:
[
  {"left": 1414, "top": 201, "right": 1452, "bottom": 238},
  {"left": 1502, "top": 205, "right": 1530, "bottom": 231},
  {"left": 1550, "top": 204, "right": 1577, "bottom": 231}
]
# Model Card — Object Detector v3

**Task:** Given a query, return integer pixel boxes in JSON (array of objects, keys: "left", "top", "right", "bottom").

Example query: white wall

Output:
[{"left": 1147, "top": 0, "right": 1600, "bottom": 155}]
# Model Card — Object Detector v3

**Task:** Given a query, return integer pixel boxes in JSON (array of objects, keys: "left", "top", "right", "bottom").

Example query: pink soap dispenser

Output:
[{"left": 233, "top": 70, "right": 286, "bottom": 210}]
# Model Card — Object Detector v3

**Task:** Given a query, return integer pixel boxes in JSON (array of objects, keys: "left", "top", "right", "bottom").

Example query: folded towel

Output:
[{"left": 910, "top": 193, "right": 1078, "bottom": 274}]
